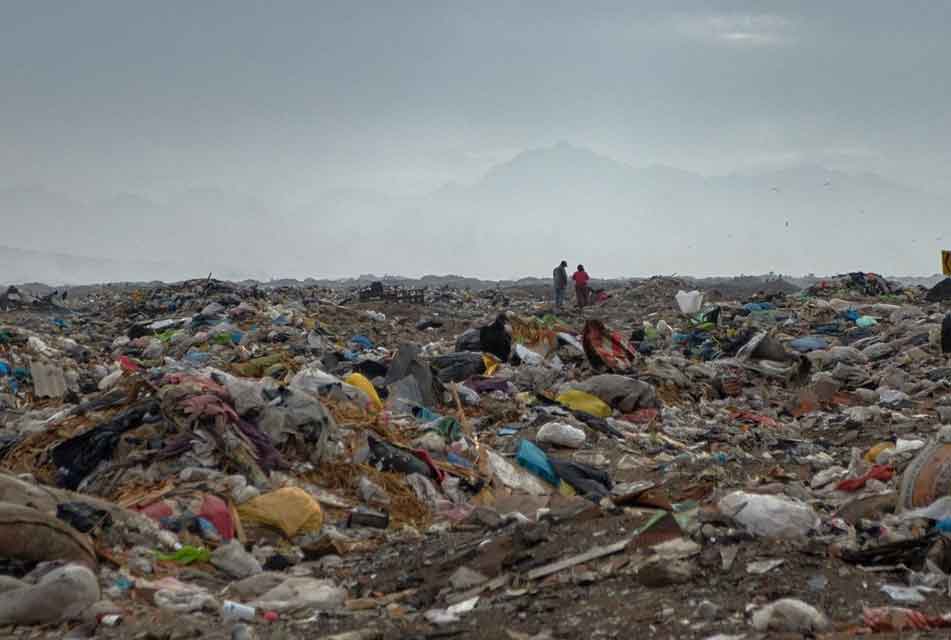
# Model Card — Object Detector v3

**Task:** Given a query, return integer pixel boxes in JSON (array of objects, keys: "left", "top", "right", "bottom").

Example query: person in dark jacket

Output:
[
  {"left": 552, "top": 260, "right": 568, "bottom": 310},
  {"left": 479, "top": 312, "right": 512, "bottom": 362}
]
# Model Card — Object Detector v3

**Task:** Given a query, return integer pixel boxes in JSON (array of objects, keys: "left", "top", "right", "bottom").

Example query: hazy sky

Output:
[{"left": 2, "top": 2, "right": 950, "bottom": 280}]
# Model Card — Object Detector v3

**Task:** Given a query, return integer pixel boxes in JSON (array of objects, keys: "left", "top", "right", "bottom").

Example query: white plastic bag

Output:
[
  {"left": 718, "top": 491, "right": 818, "bottom": 539},
  {"left": 536, "top": 422, "right": 586, "bottom": 449},
  {"left": 675, "top": 290, "right": 704, "bottom": 315}
]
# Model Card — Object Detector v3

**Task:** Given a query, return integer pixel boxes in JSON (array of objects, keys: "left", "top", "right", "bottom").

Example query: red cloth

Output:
[
  {"left": 139, "top": 500, "right": 174, "bottom": 521},
  {"left": 836, "top": 465, "right": 894, "bottom": 492},
  {"left": 572, "top": 271, "right": 589, "bottom": 286},
  {"left": 582, "top": 319, "right": 637, "bottom": 372}
]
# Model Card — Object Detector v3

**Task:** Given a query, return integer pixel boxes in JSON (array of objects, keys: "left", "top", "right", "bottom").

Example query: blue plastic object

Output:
[
  {"left": 446, "top": 452, "right": 473, "bottom": 468},
  {"left": 516, "top": 439, "right": 559, "bottom": 486},
  {"left": 937, "top": 518, "right": 951, "bottom": 534},
  {"left": 195, "top": 517, "right": 221, "bottom": 540},
  {"left": 350, "top": 335, "right": 374, "bottom": 350},
  {"left": 412, "top": 406, "right": 441, "bottom": 423},
  {"left": 0, "top": 361, "right": 9, "bottom": 377},
  {"left": 843, "top": 309, "right": 860, "bottom": 322},
  {"left": 185, "top": 351, "right": 211, "bottom": 365},
  {"left": 789, "top": 336, "right": 829, "bottom": 353},
  {"left": 743, "top": 302, "right": 775, "bottom": 312}
]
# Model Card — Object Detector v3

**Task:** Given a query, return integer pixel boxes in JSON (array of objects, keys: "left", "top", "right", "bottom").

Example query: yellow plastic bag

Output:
[
  {"left": 556, "top": 389, "right": 612, "bottom": 418},
  {"left": 864, "top": 442, "right": 895, "bottom": 464},
  {"left": 236, "top": 487, "right": 324, "bottom": 537},
  {"left": 344, "top": 372, "right": 383, "bottom": 412},
  {"left": 482, "top": 353, "right": 501, "bottom": 377}
]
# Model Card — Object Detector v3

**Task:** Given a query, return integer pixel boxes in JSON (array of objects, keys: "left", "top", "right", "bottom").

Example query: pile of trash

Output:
[
  {"left": 807, "top": 271, "right": 905, "bottom": 299},
  {"left": 2, "top": 274, "right": 951, "bottom": 638}
]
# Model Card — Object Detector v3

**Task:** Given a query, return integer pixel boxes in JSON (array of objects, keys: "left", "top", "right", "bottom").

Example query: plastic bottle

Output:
[{"left": 222, "top": 600, "right": 256, "bottom": 621}]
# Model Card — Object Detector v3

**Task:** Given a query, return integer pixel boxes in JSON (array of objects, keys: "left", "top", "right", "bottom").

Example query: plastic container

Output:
[{"left": 222, "top": 600, "right": 256, "bottom": 621}]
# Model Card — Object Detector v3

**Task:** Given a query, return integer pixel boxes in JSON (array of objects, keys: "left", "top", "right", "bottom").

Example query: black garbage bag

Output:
[
  {"left": 548, "top": 459, "right": 613, "bottom": 502},
  {"left": 431, "top": 352, "right": 485, "bottom": 384},
  {"left": 56, "top": 502, "right": 112, "bottom": 533},
  {"left": 479, "top": 314, "right": 512, "bottom": 362},
  {"left": 385, "top": 343, "right": 438, "bottom": 406},
  {"left": 454, "top": 328, "right": 482, "bottom": 353},
  {"left": 51, "top": 400, "right": 159, "bottom": 490},
  {"left": 943, "top": 314, "right": 951, "bottom": 355},
  {"left": 351, "top": 359, "right": 388, "bottom": 380},
  {"left": 367, "top": 434, "right": 434, "bottom": 478}
]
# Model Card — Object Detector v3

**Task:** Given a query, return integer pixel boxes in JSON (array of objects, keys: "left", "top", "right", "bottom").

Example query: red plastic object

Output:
[
  {"left": 836, "top": 465, "right": 894, "bottom": 492},
  {"left": 199, "top": 494, "right": 235, "bottom": 541}
]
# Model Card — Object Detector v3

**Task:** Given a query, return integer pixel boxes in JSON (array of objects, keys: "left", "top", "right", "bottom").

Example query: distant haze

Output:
[{"left": 2, "top": 2, "right": 950, "bottom": 283}]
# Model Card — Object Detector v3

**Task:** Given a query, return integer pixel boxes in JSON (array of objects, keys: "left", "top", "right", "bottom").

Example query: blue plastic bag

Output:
[{"left": 516, "top": 439, "right": 559, "bottom": 486}]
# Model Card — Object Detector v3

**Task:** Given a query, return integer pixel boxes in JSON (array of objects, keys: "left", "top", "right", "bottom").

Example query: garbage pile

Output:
[
  {"left": 2, "top": 274, "right": 951, "bottom": 638},
  {"left": 807, "top": 271, "right": 905, "bottom": 299}
]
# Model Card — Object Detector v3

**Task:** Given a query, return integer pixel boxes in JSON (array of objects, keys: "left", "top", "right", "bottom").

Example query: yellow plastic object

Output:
[
  {"left": 558, "top": 480, "right": 577, "bottom": 497},
  {"left": 482, "top": 353, "right": 501, "bottom": 377},
  {"left": 556, "top": 389, "right": 612, "bottom": 418},
  {"left": 864, "top": 442, "right": 895, "bottom": 464},
  {"left": 236, "top": 487, "right": 324, "bottom": 538},
  {"left": 344, "top": 372, "right": 383, "bottom": 411}
]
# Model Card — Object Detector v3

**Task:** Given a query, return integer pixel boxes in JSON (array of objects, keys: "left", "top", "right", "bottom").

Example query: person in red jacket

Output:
[{"left": 572, "top": 265, "right": 590, "bottom": 309}]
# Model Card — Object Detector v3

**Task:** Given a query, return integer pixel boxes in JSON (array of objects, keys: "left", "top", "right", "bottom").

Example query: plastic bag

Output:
[
  {"left": 516, "top": 439, "right": 559, "bottom": 486},
  {"left": 237, "top": 487, "right": 324, "bottom": 538},
  {"left": 718, "top": 491, "right": 818, "bottom": 539},
  {"left": 556, "top": 389, "right": 612, "bottom": 418},
  {"left": 675, "top": 290, "right": 704, "bottom": 315},
  {"left": 343, "top": 372, "right": 383, "bottom": 411},
  {"left": 536, "top": 422, "right": 586, "bottom": 449},
  {"left": 485, "top": 448, "right": 553, "bottom": 495}
]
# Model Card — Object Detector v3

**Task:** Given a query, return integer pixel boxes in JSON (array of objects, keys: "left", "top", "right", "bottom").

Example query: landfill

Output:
[{"left": 3, "top": 273, "right": 951, "bottom": 638}]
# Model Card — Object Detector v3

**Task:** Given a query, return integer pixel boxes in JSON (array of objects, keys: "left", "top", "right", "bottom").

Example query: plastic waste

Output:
[
  {"left": 718, "top": 491, "right": 819, "bottom": 539},
  {"left": 0, "top": 564, "right": 100, "bottom": 626},
  {"left": 789, "top": 336, "right": 829, "bottom": 353},
  {"left": 156, "top": 545, "right": 211, "bottom": 565},
  {"left": 751, "top": 598, "right": 829, "bottom": 633},
  {"left": 536, "top": 422, "right": 586, "bottom": 449},
  {"left": 514, "top": 343, "right": 545, "bottom": 366},
  {"left": 211, "top": 540, "right": 262, "bottom": 579},
  {"left": 248, "top": 577, "right": 346, "bottom": 612},
  {"left": 675, "top": 290, "right": 704, "bottom": 315},
  {"left": 516, "top": 439, "right": 559, "bottom": 486},
  {"left": 343, "top": 372, "right": 383, "bottom": 412},
  {"left": 881, "top": 584, "right": 934, "bottom": 604},
  {"left": 222, "top": 600, "right": 256, "bottom": 621},
  {"left": 555, "top": 389, "right": 612, "bottom": 418},
  {"left": 485, "top": 448, "right": 552, "bottom": 495},
  {"left": 236, "top": 488, "right": 324, "bottom": 538}
]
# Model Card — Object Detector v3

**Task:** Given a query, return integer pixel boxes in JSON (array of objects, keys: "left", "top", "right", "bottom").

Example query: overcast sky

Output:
[{"left": 2, "top": 2, "right": 950, "bottom": 280}]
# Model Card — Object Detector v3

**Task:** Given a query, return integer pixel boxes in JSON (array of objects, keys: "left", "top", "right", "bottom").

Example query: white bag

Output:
[{"left": 675, "top": 290, "right": 704, "bottom": 315}]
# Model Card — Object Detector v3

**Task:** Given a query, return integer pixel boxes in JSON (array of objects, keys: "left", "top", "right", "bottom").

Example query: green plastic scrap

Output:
[{"left": 155, "top": 545, "right": 211, "bottom": 565}]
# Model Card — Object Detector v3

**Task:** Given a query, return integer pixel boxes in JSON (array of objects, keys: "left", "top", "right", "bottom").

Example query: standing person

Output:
[
  {"left": 552, "top": 260, "right": 568, "bottom": 311},
  {"left": 572, "top": 265, "right": 590, "bottom": 309}
]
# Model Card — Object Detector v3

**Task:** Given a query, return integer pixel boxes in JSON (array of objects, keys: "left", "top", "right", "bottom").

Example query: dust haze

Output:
[{"left": 2, "top": 2, "right": 949, "bottom": 283}]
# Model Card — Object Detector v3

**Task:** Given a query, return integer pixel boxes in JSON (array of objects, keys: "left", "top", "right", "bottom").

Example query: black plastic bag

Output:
[
  {"left": 548, "top": 459, "right": 613, "bottom": 502},
  {"left": 56, "top": 502, "right": 112, "bottom": 533}
]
